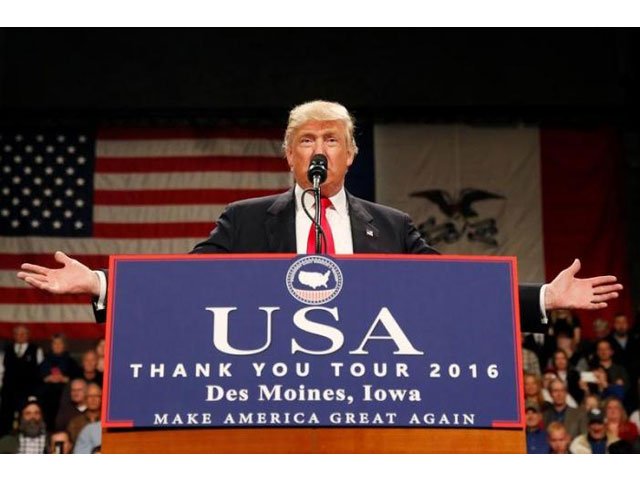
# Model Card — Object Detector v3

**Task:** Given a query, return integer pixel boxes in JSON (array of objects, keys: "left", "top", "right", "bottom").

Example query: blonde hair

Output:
[{"left": 283, "top": 100, "right": 358, "bottom": 155}]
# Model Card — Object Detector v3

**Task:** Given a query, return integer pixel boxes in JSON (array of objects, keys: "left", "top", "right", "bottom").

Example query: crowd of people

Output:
[
  {"left": 523, "top": 311, "right": 640, "bottom": 454},
  {"left": 1, "top": 310, "right": 639, "bottom": 454},
  {"left": 0, "top": 326, "right": 104, "bottom": 453}
]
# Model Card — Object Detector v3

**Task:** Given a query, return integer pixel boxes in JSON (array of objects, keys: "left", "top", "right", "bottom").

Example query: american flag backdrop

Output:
[{"left": 0, "top": 127, "right": 291, "bottom": 340}]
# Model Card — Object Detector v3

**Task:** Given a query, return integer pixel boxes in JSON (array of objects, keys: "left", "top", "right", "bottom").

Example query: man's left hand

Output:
[{"left": 545, "top": 259, "right": 623, "bottom": 310}]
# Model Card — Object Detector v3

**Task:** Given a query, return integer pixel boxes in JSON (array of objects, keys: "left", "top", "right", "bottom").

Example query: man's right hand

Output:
[{"left": 17, "top": 251, "right": 100, "bottom": 296}]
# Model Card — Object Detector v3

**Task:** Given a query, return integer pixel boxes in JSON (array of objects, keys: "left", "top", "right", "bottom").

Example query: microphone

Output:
[{"left": 307, "top": 154, "right": 328, "bottom": 186}]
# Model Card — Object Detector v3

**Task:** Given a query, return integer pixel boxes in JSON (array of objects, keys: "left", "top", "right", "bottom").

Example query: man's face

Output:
[
  {"left": 20, "top": 404, "right": 45, "bottom": 437},
  {"left": 553, "top": 352, "right": 568, "bottom": 370},
  {"left": 51, "top": 337, "right": 65, "bottom": 355},
  {"left": 286, "top": 120, "right": 354, "bottom": 198},
  {"left": 549, "top": 381, "right": 567, "bottom": 407},
  {"left": 524, "top": 376, "right": 538, "bottom": 396},
  {"left": 525, "top": 410, "right": 541, "bottom": 428},
  {"left": 613, "top": 315, "right": 629, "bottom": 336},
  {"left": 86, "top": 385, "right": 102, "bottom": 412},
  {"left": 588, "top": 421, "right": 605, "bottom": 439},
  {"left": 548, "top": 428, "right": 570, "bottom": 453},
  {"left": 596, "top": 341, "right": 613, "bottom": 361},
  {"left": 22, "top": 404, "right": 42, "bottom": 423},
  {"left": 83, "top": 351, "right": 98, "bottom": 372},
  {"left": 14, "top": 326, "right": 28, "bottom": 343},
  {"left": 70, "top": 380, "right": 87, "bottom": 404}
]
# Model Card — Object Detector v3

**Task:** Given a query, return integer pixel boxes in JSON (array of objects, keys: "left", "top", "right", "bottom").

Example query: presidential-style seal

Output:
[{"left": 286, "top": 256, "right": 343, "bottom": 305}]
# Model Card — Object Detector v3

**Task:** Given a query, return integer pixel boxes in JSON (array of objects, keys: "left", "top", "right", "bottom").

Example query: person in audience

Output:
[
  {"left": 543, "top": 378, "right": 587, "bottom": 439},
  {"left": 581, "top": 393, "right": 601, "bottom": 413},
  {"left": 0, "top": 325, "right": 44, "bottom": 436},
  {"left": 525, "top": 402, "right": 548, "bottom": 454},
  {"left": 549, "top": 348, "right": 583, "bottom": 405},
  {"left": 0, "top": 396, "right": 48, "bottom": 454},
  {"left": 38, "top": 333, "right": 80, "bottom": 431},
  {"left": 603, "top": 396, "right": 638, "bottom": 445},
  {"left": 95, "top": 339, "right": 105, "bottom": 374},
  {"left": 524, "top": 373, "right": 548, "bottom": 410},
  {"left": 606, "top": 313, "right": 640, "bottom": 411},
  {"left": 73, "top": 421, "right": 101, "bottom": 454},
  {"left": 547, "top": 421, "right": 571, "bottom": 454},
  {"left": 78, "top": 349, "right": 103, "bottom": 386},
  {"left": 67, "top": 382, "right": 101, "bottom": 444},
  {"left": 569, "top": 408, "right": 619, "bottom": 454},
  {"left": 521, "top": 333, "right": 541, "bottom": 376},
  {"left": 555, "top": 331, "right": 589, "bottom": 372},
  {"left": 48, "top": 430, "right": 73, "bottom": 454},
  {"left": 588, "top": 339, "right": 630, "bottom": 401},
  {"left": 54, "top": 378, "right": 88, "bottom": 431},
  {"left": 549, "top": 309, "right": 581, "bottom": 346}
]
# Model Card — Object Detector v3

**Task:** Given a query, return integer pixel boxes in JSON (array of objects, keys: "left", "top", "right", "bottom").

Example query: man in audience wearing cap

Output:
[
  {"left": 0, "top": 396, "right": 48, "bottom": 454},
  {"left": 569, "top": 408, "right": 619, "bottom": 453},
  {"left": 525, "top": 401, "right": 548, "bottom": 454}
]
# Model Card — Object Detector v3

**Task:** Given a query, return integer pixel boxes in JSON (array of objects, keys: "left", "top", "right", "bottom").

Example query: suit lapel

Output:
[
  {"left": 348, "top": 193, "right": 379, "bottom": 253},
  {"left": 265, "top": 189, "right": 297, "bottom": 253}
]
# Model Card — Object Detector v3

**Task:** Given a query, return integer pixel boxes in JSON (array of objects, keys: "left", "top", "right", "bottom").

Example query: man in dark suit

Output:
[{"left": 16, "top": 100, "right": 623, "bottom": 333}]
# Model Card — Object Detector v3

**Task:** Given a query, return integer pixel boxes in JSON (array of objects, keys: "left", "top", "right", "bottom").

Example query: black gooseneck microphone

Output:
[
  {"left": 306, "top": 154, "right": 328, "bottom": 254},
  {"left": 307, "top": 154, "right": 328, "bottom": 187}
]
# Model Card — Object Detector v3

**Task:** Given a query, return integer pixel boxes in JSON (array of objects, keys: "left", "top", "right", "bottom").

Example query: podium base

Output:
[{"left": 102, "top": 427, "right": 525, "bottom": 453}]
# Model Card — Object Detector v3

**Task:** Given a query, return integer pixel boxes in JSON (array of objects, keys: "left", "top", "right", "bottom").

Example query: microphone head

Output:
[{"left": 307, "top": 154, "right": 328, "bottom": 184}]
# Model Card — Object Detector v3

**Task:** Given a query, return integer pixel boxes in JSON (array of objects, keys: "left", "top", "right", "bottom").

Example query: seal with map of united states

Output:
[{"left": 286, "top": 256, "right": 344, "bottom": 305}]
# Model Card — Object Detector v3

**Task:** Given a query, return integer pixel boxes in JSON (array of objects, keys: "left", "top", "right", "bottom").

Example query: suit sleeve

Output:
[
  {"left": 518, "top": 284, "right": 548, "bottom": 333},
  {"left": 92, "top": 207, "right": 235, "bottom": 324},
  {"left": 190, "top": 205, "right": 235, "bottom": 254}
]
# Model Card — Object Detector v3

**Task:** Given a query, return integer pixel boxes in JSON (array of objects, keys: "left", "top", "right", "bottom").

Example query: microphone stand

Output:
[{"left": 313, "top": 176, "right": 322, "bottom": 254}]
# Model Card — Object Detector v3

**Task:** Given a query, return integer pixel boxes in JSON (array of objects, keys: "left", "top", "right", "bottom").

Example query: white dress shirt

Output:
[
  {"left": 294, "top": 184, "right": 353, "bottom": 254},
  {"left": 94, "top": 185, "right": 548, "bottom": 323}
]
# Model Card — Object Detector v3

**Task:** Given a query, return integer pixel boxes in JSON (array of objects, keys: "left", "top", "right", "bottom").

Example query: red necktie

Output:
[{"left": 306, "top": 197, "right": 335, "bottom": 254}]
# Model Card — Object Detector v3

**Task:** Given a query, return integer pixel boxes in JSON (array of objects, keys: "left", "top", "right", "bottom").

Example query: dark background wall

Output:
[
  {"left": 1, "top": 27, "right": 639, "bottom": 314},
  {"left": 0, "top": 29, "right": 638, "bottom": 117}
]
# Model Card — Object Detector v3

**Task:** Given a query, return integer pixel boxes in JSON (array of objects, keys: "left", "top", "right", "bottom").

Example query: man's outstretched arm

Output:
[{"left": 17, "top": 253, "right": 623, "bottom": 326}]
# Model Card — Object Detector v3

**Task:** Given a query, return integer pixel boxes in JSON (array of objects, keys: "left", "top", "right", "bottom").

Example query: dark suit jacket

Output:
[{"left": 98, "top": 189, "right": 547, "bottom": 332}]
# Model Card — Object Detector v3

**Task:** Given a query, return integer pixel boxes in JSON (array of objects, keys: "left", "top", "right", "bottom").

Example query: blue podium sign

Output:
[{"left": 103, "top": 254, "right": 524, "bottom": 429}]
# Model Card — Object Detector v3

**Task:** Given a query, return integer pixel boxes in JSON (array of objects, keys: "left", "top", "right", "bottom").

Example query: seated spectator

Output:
[
  {"left": 48, "top": 430, "right": 73, "bottom": 454},
  {"left": 588, "top": 339, "right": 630, "bottom": 401},
  {"left": 79, "top": 349, "right": 103, "bottom": 386},
  {"left": 603, "top": 396, "right": 639, "bottom": 445},
  {"left": 525, "top": 402, "right": 548, "bottom": 454},
  {"left": 524, "top": 373, "right": 548, "bottom": 410},
  {"left": 521, "top": 332, "right": 541, "bottom": 375},
  {"left": 0, "top": 396, "right": 48, "bottom": 454},
  {"left": 55, "top": 378, "right": 88, "bottom": 431},
  {"left": 95, "top": 339, "right": 105, "bottom": 374},
  {"left": 73, "top": 421, "right": 101, "bottom": 454},
  {"left": 543, "top": 378, "right": 587, "bottom": 439},
  {"left": 549, "top": 309, "right": 581, "bottom": 346},
  {"left": 555, "top": 331, "right": 589, "bottom": 372},
  {"left": 570, "top": 408, "right": 619, "bottom": 454},
  {"left": 606, "top": 313, "right": 640, "bottom": 412},
  {"left": 67, "top": 382, "right": 101, "bottom": 444},
  {"left": 549, "top": 348, "right": 583, "bottom": 405},
  {"left": 0, "top": 325, "right": 44, "bottom": 436},
  {"left": 547, "top": 421, "right": 571, "bottom": 454},
  {"left": 581, "top": 393, "right": 601, "bottom": 414},
  {"left": 38, "top": 334, "right": 81, "bottom": 430}
]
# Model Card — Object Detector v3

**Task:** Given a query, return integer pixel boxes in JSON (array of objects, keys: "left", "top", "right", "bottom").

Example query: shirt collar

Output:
[{"left": 294, "top": 184, "right": 348, "bottom": 218}]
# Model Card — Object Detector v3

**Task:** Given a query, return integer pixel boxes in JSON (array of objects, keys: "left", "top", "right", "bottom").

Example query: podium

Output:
[{"left": 101, "top": 254, "right": 526, "bottom": 453}]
